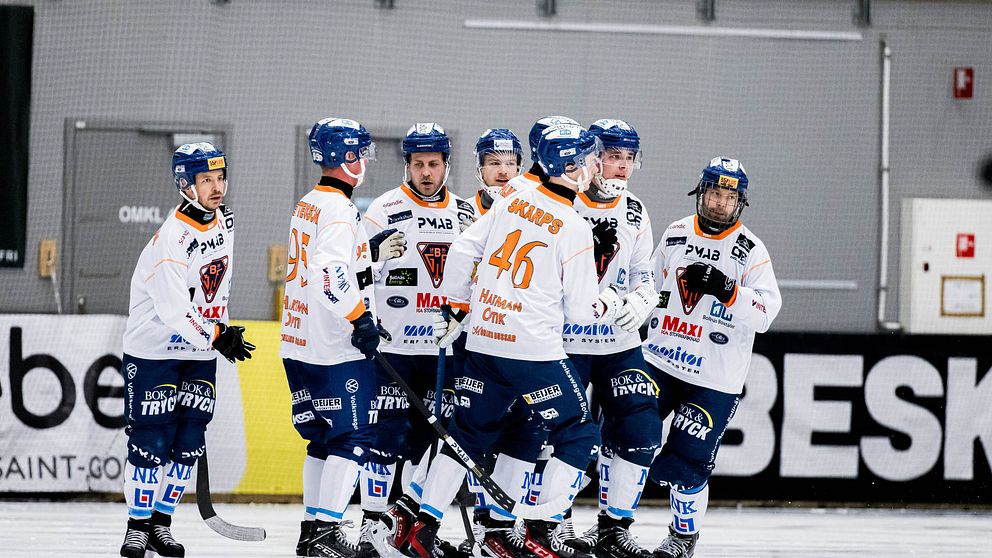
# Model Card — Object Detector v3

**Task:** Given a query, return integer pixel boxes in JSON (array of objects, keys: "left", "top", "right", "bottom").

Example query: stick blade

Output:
[{"left": 204, "top": 517, "right": 267, "bottom": 541}]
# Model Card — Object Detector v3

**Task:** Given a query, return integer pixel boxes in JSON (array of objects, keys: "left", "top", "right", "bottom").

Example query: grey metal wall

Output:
[{"left": 1, "top": 0, "right": 990, "bottom": 332}]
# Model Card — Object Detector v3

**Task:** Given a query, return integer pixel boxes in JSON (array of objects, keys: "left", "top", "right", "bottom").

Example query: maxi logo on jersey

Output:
[
  {"left": 416, "top": 292, "right": 448, "bottom": 313},
  {"left": 417, "top": 242, "right": 450, "bottom": 289},
  {"left": 675, "top": 267, "right": 704, "bottom": 315},
  {"left": 199, "top": 256, "right": 228, "bottom": 303},
  {"left": 660, "top": 315, "right": 702, "bottom": 342}
]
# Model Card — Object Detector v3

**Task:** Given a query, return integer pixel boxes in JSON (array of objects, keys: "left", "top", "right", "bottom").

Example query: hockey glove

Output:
[
  {"left": 614, "top": 285, "right": 657, "bottom": 333},
  {"left": 681, "top": 262, "right": 737, "bottom": 304},
  {"left": 592, "top": 285, "right": 623, "bottom": 322},
  {"left": 369, "top": 228, "right": 407, "bottom": 262},
  {"left": 591, "top": 220, "right": 618, "bottom": 265},
  {"left": 350, "top": 311, "right": 380, "bottom": 359},
  {"left": 212, "top": 323, "right": 256, "bottom": 363},
  {"left": 458, "top": 213, "right": 477, "bottom": 233},
  {"left": 433, "top": 304, "right": 468, "bottom": 349}
]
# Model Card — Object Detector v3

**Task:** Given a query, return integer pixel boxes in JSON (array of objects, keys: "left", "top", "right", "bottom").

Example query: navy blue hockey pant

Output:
[
  {"left": 284, "top": 357, "right": 377, "bottom": 464},
  {"left": 367, "top": 352, "right": 456, "bottom": 465},
  {"left": 567, "top": 347, "right": 662, "bottom": 467},
  {"left": 446, "top": 351, "right": 599, "bottom": 471},
  {"left": 122, "top": 354, "right": 216, "bottom": 468},
  {"left": 646, "top": 362, "right": 740, "bottom": 489}
]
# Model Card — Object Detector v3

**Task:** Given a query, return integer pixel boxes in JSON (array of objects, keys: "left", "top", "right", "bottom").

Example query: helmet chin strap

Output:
[
  {"left": 343, "top": 158, "right": 367, "bottom": 187},
  {"left": 562, "top": 166, "right": 593, "bottom": 193},
  {"left": 179, "top": 185, "right": 208, "bottom": 212}
]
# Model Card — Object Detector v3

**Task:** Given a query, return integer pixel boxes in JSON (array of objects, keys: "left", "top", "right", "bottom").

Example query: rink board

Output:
[{"left": 0, "top": 315, "right": 989, "bottom": 504}]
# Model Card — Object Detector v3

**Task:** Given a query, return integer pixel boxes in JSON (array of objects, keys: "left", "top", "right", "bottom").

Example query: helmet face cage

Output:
[
  {"left": 695, "top": 157, "right": 749, "bottom": 232},
  {"left": 528, "top": 116, "right": 579, "bottom": 161},
  {"left": 475, "top": 128, "right": 522, "bottom": 197},
  {"left": 309, "top": 118, "right": 376, "bottom": 169},
  {"left": 172, "top": 142, "right": 227, "bottom": 202}
]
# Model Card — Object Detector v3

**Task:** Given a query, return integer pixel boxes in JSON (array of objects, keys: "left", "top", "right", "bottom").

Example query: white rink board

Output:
[{"left": 0, "top": 501, "right": 989, "bottom": 557}]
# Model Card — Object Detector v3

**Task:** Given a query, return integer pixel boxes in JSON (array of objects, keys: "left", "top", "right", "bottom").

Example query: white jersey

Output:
[
  {"left": 123, "top": 204, "right": 234, "bottom": 360},
  {"left": 280, "top": 180, "right": 377, "bottom": 366},
  {"left": 503, "top": 169, "right": 540, "bottom": 198},
  {"left": 564, "top": 191, "right": 655, "bottom": 355},
  {"left": 443, "top": 184, "right": 603, "bottom": 361},
  {"left": 643, "top": 215, "right": 781, "bottom": 394},
  {"left": 363, "top": 184, "right": 474, "bottom": 355}
]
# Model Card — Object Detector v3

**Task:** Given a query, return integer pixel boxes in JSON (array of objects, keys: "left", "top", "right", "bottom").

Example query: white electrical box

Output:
[{"left": 899, "top": 198, "right": 992, "bottom": 334}]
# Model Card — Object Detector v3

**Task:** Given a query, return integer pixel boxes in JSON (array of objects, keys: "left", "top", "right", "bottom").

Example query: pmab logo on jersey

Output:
[{"left": 672, "top": 402, "right": 713, "bottom": 441}]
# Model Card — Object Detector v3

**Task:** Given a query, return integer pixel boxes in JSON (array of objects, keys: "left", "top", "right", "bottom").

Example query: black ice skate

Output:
[
  {"left": 119, "top": 517, "right": 150, "bottom": 558},
  {"left": 565, "top": 510, "right": 604, "bottom": 553},
  {"left": 299, "top": 519, "right": 317, "bottom": 557},
  {"left": 651, "top": 525, "right": 698, "bottom": 558},
  {"left": 478, "top": 514, "right": 533, "bottom": 558},
  {"left": 401, "top": 518, "right": 440, "bottom": 558},
  {"left": 549, "top": 509, "right": 576, "bottom": 551},
  {"left": 524, "top": 519, "right": 593, "bottom": 558},
  {"left": 148, "top": 511, "right": 185, "bottom": 557},
  {"left": 358, "top": 511, "right": 384, "bottom": 558},
  {"left": 595, "top": 516, "right": 650, "bottom": 558},
  {"left": 309, "top": 520, "right": 360, "bottom": 558}
]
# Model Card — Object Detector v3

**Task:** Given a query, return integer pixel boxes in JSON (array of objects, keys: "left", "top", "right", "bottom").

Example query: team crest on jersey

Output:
[
  {"left": 417, "top": 242, "right": 450, "bottom": 289},
  {"left": 199, "top": 256, "right": 228, "bottom": 303},
  {"left": 596, "top": 242, "right": 619, "bottom": 282},
  {"left": 675, "top": 266, "right": 703, "bottom": 315}
]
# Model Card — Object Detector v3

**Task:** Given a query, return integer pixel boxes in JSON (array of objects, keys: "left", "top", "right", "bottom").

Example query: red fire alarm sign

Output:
[
  {"left": 953, "top": 67, "right": 974, "bottom": 99},
  {"left": 956, "top": 233, "right": 975, "bottom": 258}
]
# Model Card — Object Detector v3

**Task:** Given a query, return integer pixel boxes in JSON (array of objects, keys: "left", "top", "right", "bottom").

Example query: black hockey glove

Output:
[
  {"left": 681, "top": 262, "right": 737, "bottom": 304},
  {"left": 212, "top": 323, "right": 256, "bottom": 363},
  {"left": 350, "top": 311, "right": 379, "bottom": 359},
  {"left": 591, "top": 220, "right": 618, "bottom": 264}
]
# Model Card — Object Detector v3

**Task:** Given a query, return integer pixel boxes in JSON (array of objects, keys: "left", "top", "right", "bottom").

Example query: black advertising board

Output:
[
  {"left": 0, "top": 6, "right": 33, "bottom": 268},
  {"left": 594, "top": 332, "right": 992, "bottom": 505}
]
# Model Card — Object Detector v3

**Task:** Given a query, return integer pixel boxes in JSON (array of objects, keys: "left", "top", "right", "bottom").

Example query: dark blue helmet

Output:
[
  {"left": 528, "top": 116, "right": 579, "bottom": 162},
  {"left": 402, "top": 123, "right": 450, "bottom": 161},
  {"left": 536, "top": 124, "right": 602, "bottom": 192},
  {"left": 172, "top": 142, "right": 226, "bottom": 192},
  {"left": 475, "top": 128, "right": 522, "bottom": 167},
  {"left": 588, "top": 119, "right": 641, "bottom": 160},
  {"left": 694, "top": 156, "right": 749, "bottom": 232},
  {"left": 308, "top": 118, "right": 376, "bottom": 168}
]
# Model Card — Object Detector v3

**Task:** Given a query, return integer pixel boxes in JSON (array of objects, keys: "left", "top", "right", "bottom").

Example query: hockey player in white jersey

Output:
[
  {"left": 375, "top": 123, "right": 624, "bottom": 558},
  {"left": 119, "top": 143, "right": 255, "bottom": 558},
  {"left": 356, "top": 122, "right": 473, "bottom": 557},
  {"left": 282, "top": 118, "right": 384, "bottom": 558},
  {"left": 554, "top": 119, "right": 661, "bottom": 558},
  {"left": 644, "top": 157, "right": 781, "bottom": 558}
]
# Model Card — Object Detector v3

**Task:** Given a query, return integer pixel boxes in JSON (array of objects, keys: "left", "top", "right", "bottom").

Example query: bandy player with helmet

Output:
[
  {"left": 356, "top": 122, "right": 473, "bottom": 555},
  {"left": 119, "top": 143, "right": 255, "bottom": 558},
  {"left": 462, "top": 128, "right": 524, "bottom": 225},
  {"left": 643, "top": 157, "right": 781, "bottom": 558},
  {"left": 374, "top": 123, "right": 625, "bottom": 558},
  {"left": 282, "top": 118, "right": 383, "bottom": 558},
  {"left": 558, "top": 119, "right": 661, "bottom": 558}
]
